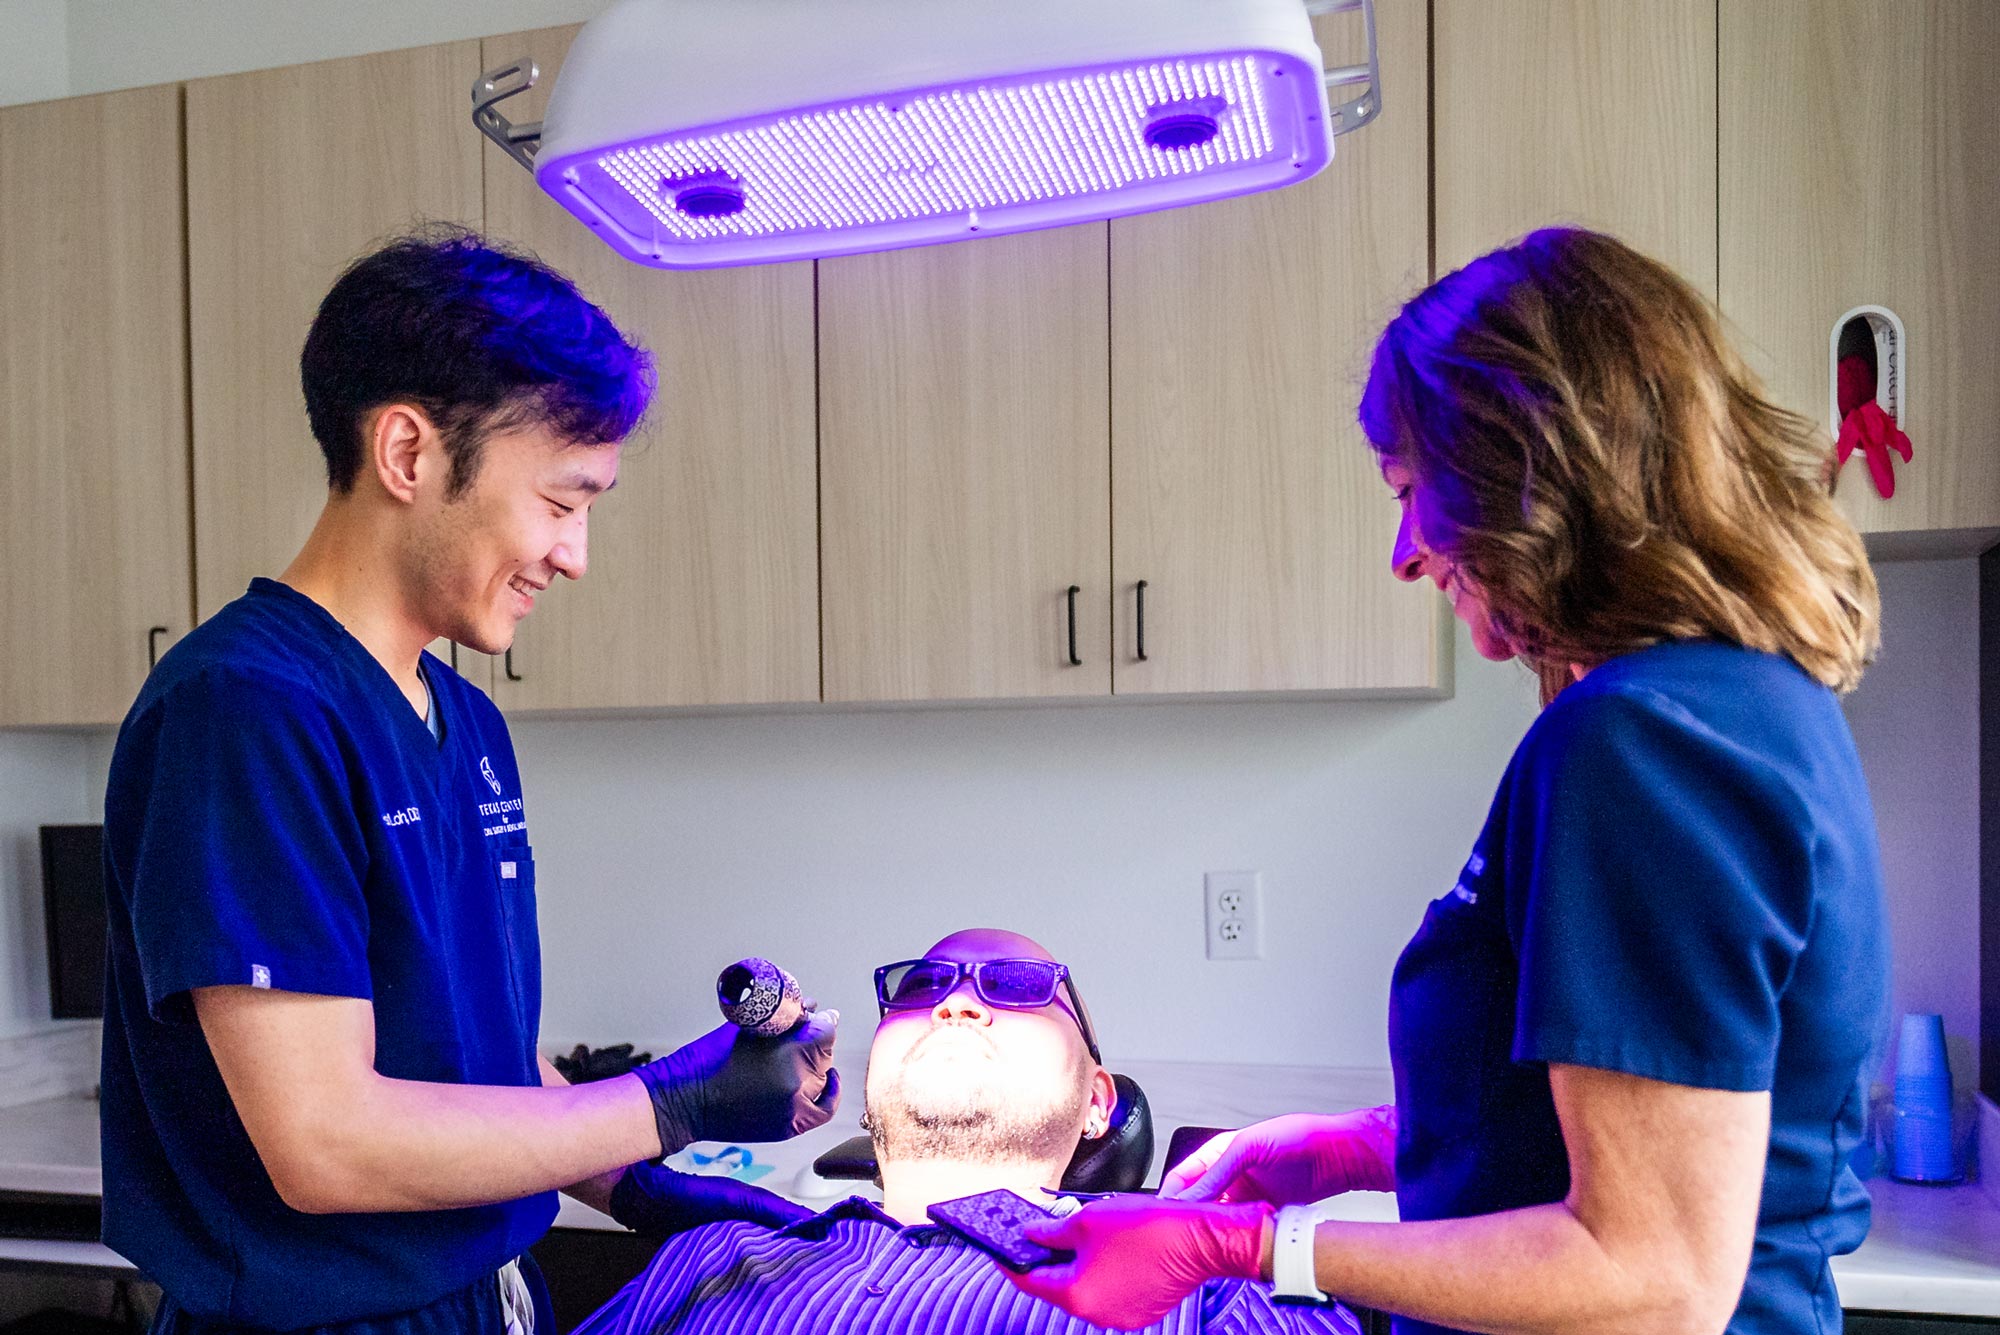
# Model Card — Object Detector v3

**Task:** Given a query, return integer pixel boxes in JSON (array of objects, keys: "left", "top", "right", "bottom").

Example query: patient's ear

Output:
[{"left": 1081, "top": 1067, "right": 1118, "bottom": 1139}]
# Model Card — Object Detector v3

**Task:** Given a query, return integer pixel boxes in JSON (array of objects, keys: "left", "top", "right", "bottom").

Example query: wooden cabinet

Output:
[
  {"left": 1110, "top": 0, "right": 1445, "bottom": 696},
  {"left": 41, "top": 0, "right": 2000, "bottom": 713},
  {"left": 185, "top": 40, "right": 485, "bottom": 665},
  {"left": 1719, "top": 0, "right": 2000, "bottom": 540},
  {"left": 818, "top": 226, "right": 1112, "bottom": 703},
  {"left": 0, "top": 85, "right": 192, "bottom": 727},
  {"left": 1435, "top": 0, "right": 1717, "bottom": 294},
  {"left": 820, "top": 0, "right": 1444, "bottom": 702},
  {"left": 481, "top": 27, "right": 819, "bottom": 712}
]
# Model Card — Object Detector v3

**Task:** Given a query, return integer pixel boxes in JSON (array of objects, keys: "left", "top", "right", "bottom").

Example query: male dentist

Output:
[{"left": 100, "top": 228, "right": 839, "bottom": 1335}]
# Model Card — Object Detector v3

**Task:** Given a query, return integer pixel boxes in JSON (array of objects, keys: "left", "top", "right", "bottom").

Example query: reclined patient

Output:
[{"left": 576, "top": 928, "right": 1359, "bottom": 1335}]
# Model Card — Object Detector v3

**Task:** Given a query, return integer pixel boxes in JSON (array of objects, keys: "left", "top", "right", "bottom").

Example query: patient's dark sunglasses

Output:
[{"left": 873, "top": 958, "right": 1102, "bottom": 1064}]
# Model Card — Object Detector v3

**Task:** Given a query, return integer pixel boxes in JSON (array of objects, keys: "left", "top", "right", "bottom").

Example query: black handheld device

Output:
[{"left": 926, "top": 1189, "right": 1073, "bottom": 1273}]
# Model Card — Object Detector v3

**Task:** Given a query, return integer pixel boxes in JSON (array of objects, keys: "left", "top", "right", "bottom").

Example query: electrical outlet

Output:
[{"left": 1204, "top": 870, "right": 1263, "bottom": 960}]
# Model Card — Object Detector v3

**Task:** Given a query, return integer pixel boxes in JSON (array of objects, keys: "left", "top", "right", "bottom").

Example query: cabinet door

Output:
[
  {"left": 1720, "top": 1, "right": 2000, "bottom": 538},
  {"left": 1111, "top": 0, "right": 1443, "bottom": 696},
  {"left": 480, "top": 27, "right": 819, "bottom": 712},
  {"left": 820, "top": 227, "right": 1112, "bottom": 703},
  {"left": 0, "top": 85, "right": 192, "bottom": 727},
  {"left": 1435, "top": 0, "right": 1717, "bottom": 293},
  {"left": 186, "top": 42, "right": 489, "bottom": 684}
]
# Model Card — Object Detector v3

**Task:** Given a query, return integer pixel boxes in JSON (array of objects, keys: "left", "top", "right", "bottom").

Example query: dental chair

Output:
[{"left": 811, "top": 1073, "right": 1157, "bottom": 1193}]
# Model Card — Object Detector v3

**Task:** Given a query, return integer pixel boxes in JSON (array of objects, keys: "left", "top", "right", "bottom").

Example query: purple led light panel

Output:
[{"left": 547, "top": 52, "right": 1320, "bottom": 265}]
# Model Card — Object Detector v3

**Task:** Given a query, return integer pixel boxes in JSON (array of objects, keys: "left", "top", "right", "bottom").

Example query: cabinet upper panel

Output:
[
  {"left": 819, "top": 223, "right": 1113, "bottom": 704},
  {"left": 1720, "top": 0, "right": 2000, "bottom": 537},
  {"left": 186, "top": 41, "right": 483, "bottom": 621},
  {"left": 482, "top": 26, "right": 820, "bottom": 711},
  {"left": 1111, "top": 0, "right": 1444, "bottom": 696},
  {"left": 1436, "top": 0, "right": 1717, "bottom": 296},
  {"left": 0, "top": 84, "right": 192, "bottom": 726}
]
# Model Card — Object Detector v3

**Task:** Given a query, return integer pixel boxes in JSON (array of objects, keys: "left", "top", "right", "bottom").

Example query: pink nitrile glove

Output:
[
  {"left": 1006, "top": 1197, "right": 1274, "bottom": 1331},
  {"left": 1833, "top": 353, "right": 1913, "bottom": 501},
  {"left": 1836, "top": 353, "right": 1875, "bottom": 422},
  {"left": 1836, "top": 400, "right": 1913, "bottom": 500},
  {"left": 1158, "top": 1107, "right": 1397, "bottom": 1205}
]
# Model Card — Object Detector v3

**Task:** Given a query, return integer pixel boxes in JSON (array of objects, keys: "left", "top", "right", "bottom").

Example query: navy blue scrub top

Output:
[
  {"left": 100, "top": 579, "right": 555, "bottom": 1331},
  {"left": 1387, "top": 640, "right": 1889, "bottom": 1335}
]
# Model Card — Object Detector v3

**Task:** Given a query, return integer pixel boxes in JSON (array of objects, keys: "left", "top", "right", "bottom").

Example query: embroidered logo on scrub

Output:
[
  {"left": 1451, "top": 852, "right": 1486, "bottom": 904},
  {"left": 478, "top": 759, "right": 525, "bottom": 839},
  {"left": 250, "top": 964, "right": 271, "bottom": 989},
  {"left": 476, "top": 756, "right": 525, "bottom": 838},
  {"left": 380, "top": 805, "right": 422, "bottom": 828}
]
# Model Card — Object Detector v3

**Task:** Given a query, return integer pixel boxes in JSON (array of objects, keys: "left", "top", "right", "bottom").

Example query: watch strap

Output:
[{"left": 1269, "top": 1204, "right": 1330, "bottom": 1305}]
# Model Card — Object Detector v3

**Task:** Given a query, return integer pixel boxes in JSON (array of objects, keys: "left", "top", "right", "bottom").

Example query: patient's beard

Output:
[{"left": 866, "top": 1032, "right": 1092, "bottom": 1167}]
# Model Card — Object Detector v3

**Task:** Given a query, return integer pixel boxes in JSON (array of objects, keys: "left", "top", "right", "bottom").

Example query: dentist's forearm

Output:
[
  {"left": 196, "top": 986, "right": 661, "bottom": 1215},
  {"left": 1303, "top": 1206, "right": 1702, "bottom": 1335},
  {"left": 541, "top": 1053, "right": 633, "bottom": 1217},
  {"left": 1299, "top": 1068, "right": 1762, "bottom": 1335},
  {"left": 291, "top": 1071, "right": 659, "bottom": 1214}
]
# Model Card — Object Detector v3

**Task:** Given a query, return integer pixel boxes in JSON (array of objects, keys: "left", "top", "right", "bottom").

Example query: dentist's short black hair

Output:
[{"left": 301, "top": 224, "right": 654, "bottom": 497}]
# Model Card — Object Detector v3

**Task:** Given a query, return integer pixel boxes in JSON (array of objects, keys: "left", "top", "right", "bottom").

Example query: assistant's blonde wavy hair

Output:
[{"left": 1358, "top": 228, "right": 1879, "bottom": 704}]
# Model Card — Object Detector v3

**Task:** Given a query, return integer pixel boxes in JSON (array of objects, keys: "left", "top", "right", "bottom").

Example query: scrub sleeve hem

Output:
[
  {"left": 145, "top": 962, "right": 374, "bottom": 1026},
  {"left": 1513, "top": 1033, "right": 1775, "bottom": 1094}
]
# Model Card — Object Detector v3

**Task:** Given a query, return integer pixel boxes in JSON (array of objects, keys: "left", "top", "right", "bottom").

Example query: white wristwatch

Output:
[{"left": 1269, "top": 1204, "right": 1331, "bottom": 1305}]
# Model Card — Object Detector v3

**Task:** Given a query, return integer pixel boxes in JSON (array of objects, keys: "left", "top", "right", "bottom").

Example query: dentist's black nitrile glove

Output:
[
  {"left": 633, "top": 1008, "right": 841, "bottom": 1156},
  {"left": 608, "top": 1161, "right": 812, "bottom": 1238}
]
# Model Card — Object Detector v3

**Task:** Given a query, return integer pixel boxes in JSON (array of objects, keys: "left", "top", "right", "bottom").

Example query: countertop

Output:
[{"left": 9, "top": 1072, "right": 1999, "bottom": 1317}]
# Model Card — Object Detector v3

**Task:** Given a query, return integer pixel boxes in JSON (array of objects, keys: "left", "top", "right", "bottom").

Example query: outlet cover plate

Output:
[{"left": 1205, "top": 870, "right": 1263, "bottom": 961}]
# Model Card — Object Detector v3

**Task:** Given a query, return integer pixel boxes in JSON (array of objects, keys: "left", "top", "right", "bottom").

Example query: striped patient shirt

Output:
[{"left": 573, "top": 1196, "right": 1361, "bottom": 1335}]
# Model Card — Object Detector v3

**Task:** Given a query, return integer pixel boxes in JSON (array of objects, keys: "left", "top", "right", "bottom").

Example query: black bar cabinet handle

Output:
[
  {"left": 505, "top": 648, "right": 523, "bottom": 682},
  {"left": 1066, "top": 586, "right": 1082, "bottom": 667},
  {"left": 1136, "top": 580, "right": 1148, "bottom": 662},
  {"left": 147, "top": 626, "right": 169, "bottom": 668}
]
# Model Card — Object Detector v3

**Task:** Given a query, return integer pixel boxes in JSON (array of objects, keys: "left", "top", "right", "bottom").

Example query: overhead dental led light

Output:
[{"left": 473, "top": 0, "right": 1378, "bottom": 270}]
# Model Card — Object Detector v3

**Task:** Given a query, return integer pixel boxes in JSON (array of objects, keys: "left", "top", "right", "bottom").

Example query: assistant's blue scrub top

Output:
[
  {"left": 100, "top": 579, "right": 555, "bottom": 1331},
  {"left": 1388, "top": 640, "right": 1889, "bottom": 1335}
]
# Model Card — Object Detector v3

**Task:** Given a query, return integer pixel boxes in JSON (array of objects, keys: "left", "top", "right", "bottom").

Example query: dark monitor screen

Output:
[{"left": 39, "top": 824, "right": 106, "bottom": 1021}]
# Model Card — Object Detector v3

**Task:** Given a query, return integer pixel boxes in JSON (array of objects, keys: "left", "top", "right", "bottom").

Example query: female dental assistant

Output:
[{"left": 1012, "top": 228, "right": 1890, "bottom": 1335}]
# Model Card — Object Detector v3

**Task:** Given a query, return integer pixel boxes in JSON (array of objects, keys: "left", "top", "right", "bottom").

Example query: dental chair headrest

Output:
[
  {"left": 812, "top": 1073, "right": 1155, "bottom": 1194},
  {"left": 1061, "top": 1073, "right": 1153, "bottom": 1194}
]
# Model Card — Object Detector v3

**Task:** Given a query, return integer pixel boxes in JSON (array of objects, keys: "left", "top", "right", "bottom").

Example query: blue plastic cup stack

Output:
[{"left": 1891, "top": 1013, "right": 1958, "bottom": 1183}]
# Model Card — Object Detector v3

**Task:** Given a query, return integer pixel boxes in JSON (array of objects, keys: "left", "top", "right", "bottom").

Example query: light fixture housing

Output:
[{"left": 474, "top": 0, "right": 1378, "bottom": 270}]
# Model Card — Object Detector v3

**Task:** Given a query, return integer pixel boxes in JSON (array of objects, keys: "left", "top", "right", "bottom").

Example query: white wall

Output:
[
  {"left": 517, "top": 629, "right": 1541, "bottom": 1069},
  {"left": 1843, "top": 557, "right": 1984, "bottom": 1090},
  {"left": 0, "top": 0, "right": 69, "bottom": 106}
]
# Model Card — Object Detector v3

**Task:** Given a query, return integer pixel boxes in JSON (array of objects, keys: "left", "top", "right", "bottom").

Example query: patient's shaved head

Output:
[
  {"left": 929, "top": 927, "right": 1053, "bottom": 963},
  {"left": 864, "top": 927, "right": 1099, "bottom": 1168}
]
